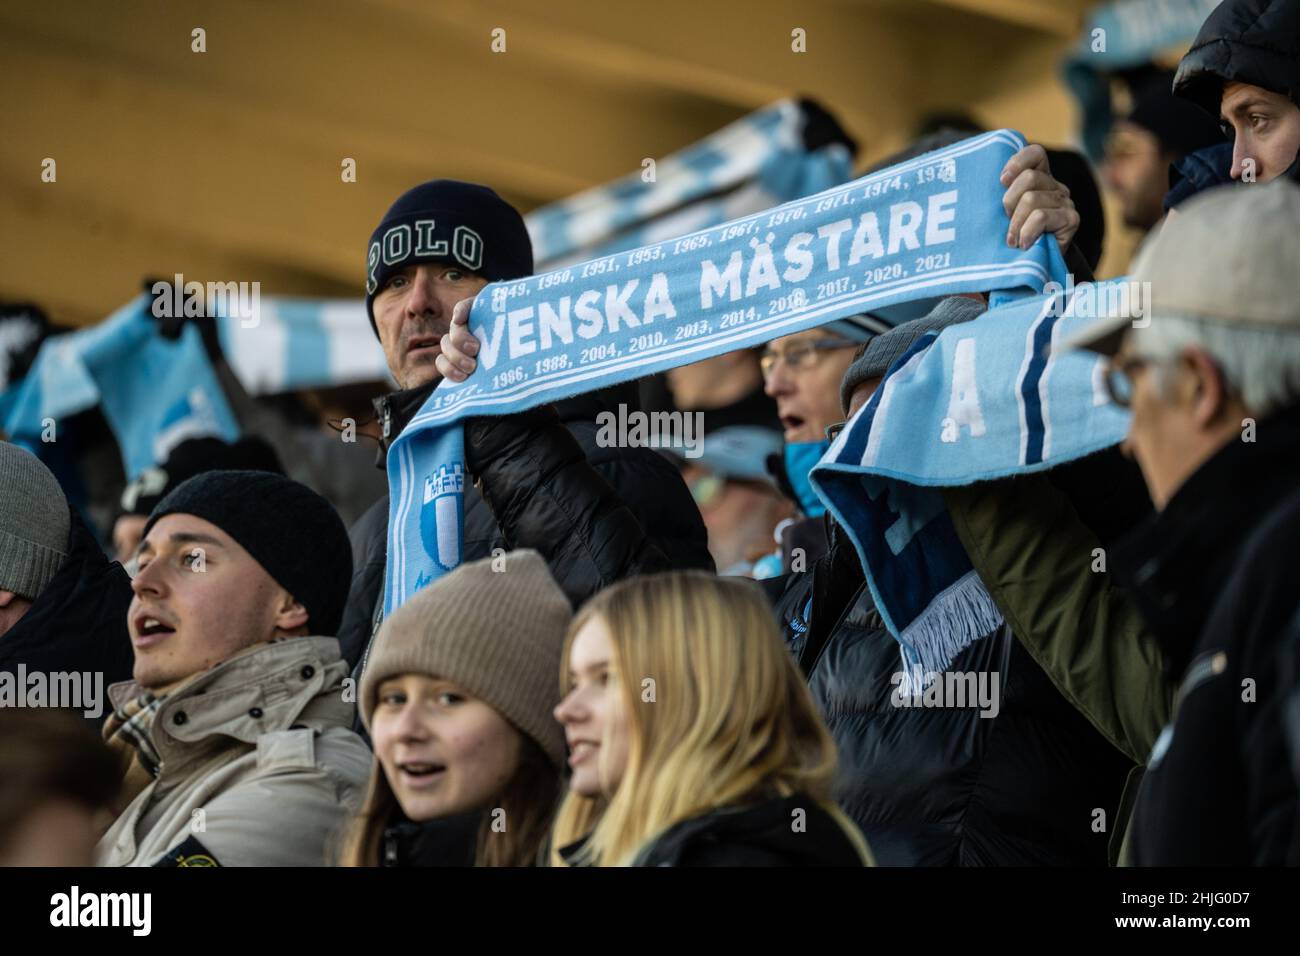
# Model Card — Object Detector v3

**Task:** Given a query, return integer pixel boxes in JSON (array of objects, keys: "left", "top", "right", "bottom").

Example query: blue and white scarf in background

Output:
[
  {"left": 811, "top": 283, "right": 1132, "bottom": 691},
  {"left": 216, "top": 298, "right": 391, "bottom": 395},
  {"left": 526, "top": 100, "right": 854, "bottom": 271},
  {"left": 384, "top": 129, "right": 1069, "bottom": 614},
  {"left": 2, "top": 295, "right": 240, "bottom": 480}
]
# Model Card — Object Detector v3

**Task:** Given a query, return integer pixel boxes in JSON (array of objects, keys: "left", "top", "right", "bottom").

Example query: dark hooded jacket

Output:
[
  {"left": 0, "top": 510, "right": 134, "bottom": 725},
  {"left": 338, "top": 380, "right": 711, "bottom": 674},
  {"left": 1174, "top": 0, "right": 1300, "bottom": 117},
  {"left": 765, "top": 518, "right": 1133, "bottom": 866}
]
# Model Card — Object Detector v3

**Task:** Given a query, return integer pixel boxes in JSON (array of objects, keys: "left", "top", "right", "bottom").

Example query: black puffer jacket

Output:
[
  {"left": 766, "top": 522, "right": 1133, "bottom": 866},
  {"left": 1174, "top": 0, "right": 1300, "bottom": 115},
  {"left": 338, "top": 380, "right": 711, "bottom": 672},
  {"left": 0, "top": 510, "right": 134, "bottom": 726}
]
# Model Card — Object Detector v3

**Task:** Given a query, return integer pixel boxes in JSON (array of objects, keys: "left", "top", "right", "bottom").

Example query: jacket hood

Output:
[
  {"left": 1174, "top": 0, "right": 1300, "bottom": 116},
  {"left": 107, "top": 636, "right": 355, "bottom": 772}
]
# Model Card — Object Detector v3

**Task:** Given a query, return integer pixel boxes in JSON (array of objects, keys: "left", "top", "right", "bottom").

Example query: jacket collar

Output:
[
  {"left": 1114, "top": 404, "right": 1300, "bottom": 675},
  {"left": 107, "top": 636, "right": 354, "bottom": 773},
  {"left": 372, "top": 379, "right": 437, "bottom": 464}
]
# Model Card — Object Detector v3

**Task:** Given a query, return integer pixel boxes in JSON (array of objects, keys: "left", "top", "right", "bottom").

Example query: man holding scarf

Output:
[{"left": 340, "top": 179, "right": 707, "bottom": 684}]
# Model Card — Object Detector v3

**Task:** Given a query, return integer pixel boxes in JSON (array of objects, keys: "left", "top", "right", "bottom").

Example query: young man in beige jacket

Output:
[{"left": 97, "top": 470, "right": 371, "bottom": 866}]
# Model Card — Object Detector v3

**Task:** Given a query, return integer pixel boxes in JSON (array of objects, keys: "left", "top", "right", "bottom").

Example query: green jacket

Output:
[{"left": 943, "top": 474, "right": 1171, "bottom": 864}]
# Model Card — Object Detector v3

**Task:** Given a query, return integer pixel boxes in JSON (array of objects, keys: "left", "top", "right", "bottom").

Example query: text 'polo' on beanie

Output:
[
  {"left": 141, "top": 469, "right": 352, "bottom": 636},
  {"left": 364, "top": 179, "right": 534, "bottom": 336},
  {"left": 359, "top": 549, "right": 572, "bottom": 769},
  {"left": 0, "top": 442, "right": 70, "bottom": 601}
]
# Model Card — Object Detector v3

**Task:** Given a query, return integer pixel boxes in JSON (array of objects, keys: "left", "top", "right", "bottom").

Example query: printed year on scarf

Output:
[{"left": 384, "top": 129, "right": 1068, "bottom": 613}]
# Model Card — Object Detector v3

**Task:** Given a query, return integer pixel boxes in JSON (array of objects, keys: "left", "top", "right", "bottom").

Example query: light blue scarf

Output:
[
  {"left": 384, "top": 129, "right": 1067, "bottom": 614},
  {"left": 2, "top": 295, "right": 239, "bottom": 480},
  {"left": 810, "top": 284, "right": 1132, "bottom": 690}
]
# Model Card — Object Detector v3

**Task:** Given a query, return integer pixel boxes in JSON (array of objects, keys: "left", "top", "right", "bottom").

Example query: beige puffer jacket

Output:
[{"left": 96, "top": 637, "right": 371, "bottom": 867}]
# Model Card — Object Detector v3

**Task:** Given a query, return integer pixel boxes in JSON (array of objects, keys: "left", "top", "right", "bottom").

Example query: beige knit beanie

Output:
[{"left": 359, "top": 549, "right": 571, "bottom": 768}]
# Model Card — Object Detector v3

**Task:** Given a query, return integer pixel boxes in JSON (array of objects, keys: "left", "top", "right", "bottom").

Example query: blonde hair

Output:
[{"left": 550, "top": 571, "right": 870, "bottom": 866}]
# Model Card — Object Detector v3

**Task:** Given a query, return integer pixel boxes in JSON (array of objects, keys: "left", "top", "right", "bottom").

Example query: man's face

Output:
[
  {"left": 762, "top": 330, "right": 858, "bottom": 444},
  {"left": 1221, "top": 81, "right": 1300, "bottom": 183},
  {"left": 128, "top": 514, "right": 305, "bottom": 690},
  {"left": 1102, "top": 122, "right": 1173, "bottom": 231},
  {"left": 680, "top": 464, "right": 792, "bottom": 572},
  {"left": 1111, "top": 333, "right": 1244, "bottom": 510},
  {"left": 372, "top": 263, "right": 488, "bottom": 389}
]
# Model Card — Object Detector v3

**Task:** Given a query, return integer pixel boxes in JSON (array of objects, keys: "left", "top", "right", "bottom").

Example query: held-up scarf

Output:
[
  {"left": 810, "top": 283, "right": 1132, "bottom": 691},
  {"left": 2, "top": 295, "right": 240, "bottom": 481},
  {"left": 384, "top": 129, "right": 1069, "bottom": 614}
]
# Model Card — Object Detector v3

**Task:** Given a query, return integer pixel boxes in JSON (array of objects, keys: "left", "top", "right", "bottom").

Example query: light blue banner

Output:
[{"left": 384, "top": 129, "right": 1068, "bottom": 613}]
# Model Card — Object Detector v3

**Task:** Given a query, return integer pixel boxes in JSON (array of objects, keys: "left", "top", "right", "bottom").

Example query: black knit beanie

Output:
[
  {"left": 364, "top": 179, "right": 534, "bottom": 336},
  {"left": 141, "top": 470, "right": 352, "bottom": 636}
]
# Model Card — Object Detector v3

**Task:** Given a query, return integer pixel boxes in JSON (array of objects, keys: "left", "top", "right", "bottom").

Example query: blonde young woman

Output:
[
  {"left": 339, "top": 550, "right": 569, "bottom": 867},
  {"left": 551, "top": 570, "right": 872, "bottom": 866}
]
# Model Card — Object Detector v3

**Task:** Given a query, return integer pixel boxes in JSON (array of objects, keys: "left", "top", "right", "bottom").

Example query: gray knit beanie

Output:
[
  {"left": 0, "top": 443, "right": 70, "bottom": 600},
  {"left": 840, "top": 295, "right": 987, "bottom": 414},
  {"left": 359, "top": 549, "right": 571, "bottom": 768}
]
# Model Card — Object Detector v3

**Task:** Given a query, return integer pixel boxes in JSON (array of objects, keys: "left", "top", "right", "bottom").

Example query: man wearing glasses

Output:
[
  {"left": 759, "top": 316, "right": 886, "bottom": 568},
  {"left": 1001, "top": 178, "right": 1300, "bottom": 865}
]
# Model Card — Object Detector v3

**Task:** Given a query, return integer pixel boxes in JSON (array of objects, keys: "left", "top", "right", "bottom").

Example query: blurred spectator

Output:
[
  {"left": 112, "top": 435, "right": 284, "bottom": 567},
  {"left": 0, "top": 442, "right": 134, "bottom": 720},
  {"left": 761, "top": 314, "right": 881, "bottom": 571},
  {"left": 344, "top": 550, "right": 567, "bottom": 866},
  {"left": 96, "top": 470, "right": 370, "bottom": 866},
  {"left": 552, "top": 570, "right": 871, "bottom": 866},
  {"left": 1173, "top": 0, "right": 1300, "bottom": 183},
  {"left": 1102, "top": 72, "right": 1225, "bottom": 232},
  {"left": 1058, "top": 179, "right": 1300, "bottom": 864},
  {"left": 0, "top": 709, "right": 120, "bottom": 866},
  {"left": 672, "top": 423, "right": 790, "bottom": 577}
]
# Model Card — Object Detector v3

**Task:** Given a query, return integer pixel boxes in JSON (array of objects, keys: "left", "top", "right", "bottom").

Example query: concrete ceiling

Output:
[{"left": 1, "top": 0, "right": 1098, "bottom": 328}]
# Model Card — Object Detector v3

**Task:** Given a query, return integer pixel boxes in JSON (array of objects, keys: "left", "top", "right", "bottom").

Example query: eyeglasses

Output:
[
  {"left": 1104, "top": 354, "right": 1151, "bottom": 408},
  {"left": 760, "top": 338, "right": 858, "bottom": 378},
  {"left": 686, "top": 470, "right": 771, "bottom": 509},
  {"left": 825, "top": 421, "right": 847, "bottom": 441}
]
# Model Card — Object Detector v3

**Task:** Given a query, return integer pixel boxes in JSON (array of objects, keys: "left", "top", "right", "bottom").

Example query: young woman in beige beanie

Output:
[
  {"left": 550, "top": 570, "right": 872, "bottom": 866},
  {"left": 339, "top": 549, "right": 570, "bottom": 866}
]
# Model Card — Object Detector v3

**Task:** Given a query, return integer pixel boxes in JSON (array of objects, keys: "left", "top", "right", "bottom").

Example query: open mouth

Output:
[
  {"left": 133, "top": 614, "right": 176, "bottom": 645},
  {"left": 569, "top": 741, "right": 599, "bottom": 766},
  {"left": 779, "top": 414, "right": 806, "bottom": 436},
  {"left": 397, "top": 761, "right": 446, "bottom": 787}
]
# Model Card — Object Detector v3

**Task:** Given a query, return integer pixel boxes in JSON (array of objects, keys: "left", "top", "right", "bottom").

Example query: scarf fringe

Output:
[{"left": 897, "top": 571, "right": 1003, "bottom": 695}]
